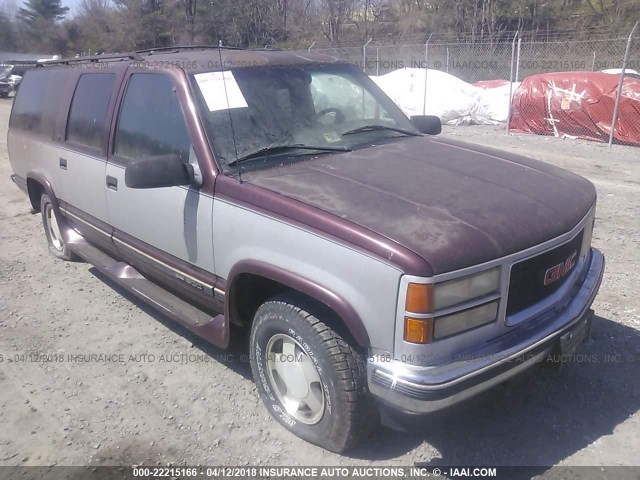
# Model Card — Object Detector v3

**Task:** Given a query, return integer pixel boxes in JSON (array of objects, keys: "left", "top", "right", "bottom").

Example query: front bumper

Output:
[{"left": 367, "top": 247, "right": 605, "bottom": 414}]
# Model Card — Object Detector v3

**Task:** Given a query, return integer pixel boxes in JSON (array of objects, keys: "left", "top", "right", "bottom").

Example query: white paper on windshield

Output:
[{"left": 194, "top": 71, "right": 248, "bottom": 112}]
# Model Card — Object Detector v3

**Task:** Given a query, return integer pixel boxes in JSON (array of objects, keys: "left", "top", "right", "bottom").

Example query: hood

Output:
[{"left": 242, "top": 136, "right": 596, "bottom": 274}]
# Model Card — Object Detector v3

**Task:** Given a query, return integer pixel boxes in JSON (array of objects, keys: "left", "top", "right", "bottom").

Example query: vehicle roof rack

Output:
[
  {"left": 35, "top": 52, "right": 143, "bottom": 67},
  {"left": 31, "top": 45, "right": 284, "bottom": 67},
  {"left": 136, "top": 45, "right": 245, "bottom": 55},
  {"left": 1, "top": 60, "right": 39, "bottom": 66},
  {"left": 135, "top": 45, "right": 280, "bottom": 55}
]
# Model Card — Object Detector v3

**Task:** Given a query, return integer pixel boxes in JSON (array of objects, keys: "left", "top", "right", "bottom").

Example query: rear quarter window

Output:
[
  {"left": 10, "top": 69, "right": 68, "bottom": 138},
  {"left": 66, "top": 73, "right": 116, "bottom": 150}
]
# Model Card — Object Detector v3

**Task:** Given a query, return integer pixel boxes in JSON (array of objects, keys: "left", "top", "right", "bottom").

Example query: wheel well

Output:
[
  {"left": 26, "top": 178, "right": 45, "bottom": 212},
  {"left": 229, "top": 273, "right": 362, "bottom": 349}
]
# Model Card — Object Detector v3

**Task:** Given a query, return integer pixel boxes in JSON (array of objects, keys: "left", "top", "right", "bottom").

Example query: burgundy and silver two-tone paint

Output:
[
  {"left": 222, "top": 128, "right": 604, "bottom": 414},
  {"left": 7, "top": 47, "right": 605, "bottom": 450}
]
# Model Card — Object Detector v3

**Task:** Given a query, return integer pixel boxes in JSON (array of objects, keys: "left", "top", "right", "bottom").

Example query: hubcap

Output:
[
  {"left": 266, "top": 334, "right": 325, "bottom": 425},
  {"left": 45, "top": 204, "right": 63, "bottom": 251}
]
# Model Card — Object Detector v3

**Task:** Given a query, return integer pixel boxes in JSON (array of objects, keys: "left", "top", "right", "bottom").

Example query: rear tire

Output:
[
  {"left": 249, "top": 293, "right": 377, "bottom": 452},
  {"left": 40, "top": 194, "right": 76, "bottom": 261}
]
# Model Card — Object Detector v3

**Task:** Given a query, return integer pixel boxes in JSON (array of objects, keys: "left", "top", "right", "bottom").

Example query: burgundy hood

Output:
[{"left": 242, "top": 136, "right": 596, "bottom": 274}]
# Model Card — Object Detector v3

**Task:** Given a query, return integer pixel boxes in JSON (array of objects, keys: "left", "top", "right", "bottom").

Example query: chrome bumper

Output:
[{"left": 368, "top": 248, "right": 605, "bottom": 414}]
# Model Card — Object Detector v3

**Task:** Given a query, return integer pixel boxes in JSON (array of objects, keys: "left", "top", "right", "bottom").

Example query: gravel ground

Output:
[{"left": 0, "top": 97, "right": 639, "bottom": 470}]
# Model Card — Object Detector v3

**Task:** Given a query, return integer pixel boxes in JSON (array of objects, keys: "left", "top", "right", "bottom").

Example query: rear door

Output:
[
  {"left": 58, "top": 71, "right": 121, "bottom": 253},
  {"left": 104, "top": 71, "right": 217, "bottom": 307}
]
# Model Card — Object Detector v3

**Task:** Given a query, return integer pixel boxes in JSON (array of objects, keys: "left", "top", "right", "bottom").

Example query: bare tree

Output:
[{"left": 184, "top": 0, "right": 197, "bottom": 44}]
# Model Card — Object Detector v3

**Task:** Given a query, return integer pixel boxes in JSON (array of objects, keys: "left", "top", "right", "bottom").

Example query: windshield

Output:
[{"left": 190, "top": 64, "right": 419, "bottom": 171}]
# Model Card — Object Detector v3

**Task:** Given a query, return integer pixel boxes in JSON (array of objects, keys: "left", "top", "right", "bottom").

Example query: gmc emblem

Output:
[{"left": 544, "top": 251, "right": 577, "bottom": 286}]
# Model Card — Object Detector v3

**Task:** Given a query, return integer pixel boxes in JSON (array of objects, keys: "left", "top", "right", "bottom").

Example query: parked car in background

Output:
[
  {"left": 0, "top": 80, "right": 10, "bottom": 98},
  {"left": 7, "top": 47, "right": 604, "bottom": 452},
  {"left": 0, "top": 66, "right": 12, "bottom": 98},
  {"left": 0, "top": 64, "right": 27, "bottom": 97},
  {"left": 8, "top": 73, "right": 23, "bottom": 91}
]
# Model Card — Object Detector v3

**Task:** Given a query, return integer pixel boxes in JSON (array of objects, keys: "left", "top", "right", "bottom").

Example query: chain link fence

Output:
[{"left": 302, "top": 24, "right": 640, "bottom": 147}]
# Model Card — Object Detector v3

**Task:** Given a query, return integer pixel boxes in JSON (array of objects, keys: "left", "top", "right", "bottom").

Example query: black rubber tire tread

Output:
[
  {"left": 294, "top": 300, "right": 375, "bottom": 449},
  {"left": 249, "top": 292, "right": 377, "bottom": 452}
]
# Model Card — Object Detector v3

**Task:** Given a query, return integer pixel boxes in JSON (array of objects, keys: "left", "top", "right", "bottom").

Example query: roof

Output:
[{"left": 36, "top": 46, "right": 346, "bottom": 73}]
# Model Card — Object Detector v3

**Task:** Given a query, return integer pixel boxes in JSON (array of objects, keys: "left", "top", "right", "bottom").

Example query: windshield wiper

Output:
[
  {"left": 341, "top": 124, "right": 421, "bottom": 137},
  {"left": 228, "top": 144, "right": 351, "bottom": 167}
]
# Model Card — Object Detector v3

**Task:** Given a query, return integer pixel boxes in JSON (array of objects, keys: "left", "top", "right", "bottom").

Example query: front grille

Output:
[{"left": 506, "top": 229, "right": 584, "bottom": 316}]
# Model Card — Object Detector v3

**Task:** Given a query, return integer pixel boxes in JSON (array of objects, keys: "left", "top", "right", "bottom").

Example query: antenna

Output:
[{"left": 217, "top": 47, "right": 242, "bottom": 183}]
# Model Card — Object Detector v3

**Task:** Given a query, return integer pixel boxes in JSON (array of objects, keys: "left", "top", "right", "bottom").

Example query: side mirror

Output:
[
  {"left": 410, "top": 115, "right": 442, "bottom": 135},
  {"left": 125, "top": 154, "right": 195, "bottom": 189}
]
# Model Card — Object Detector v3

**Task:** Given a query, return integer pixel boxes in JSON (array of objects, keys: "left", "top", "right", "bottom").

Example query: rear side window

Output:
[
  {"left": 115, "top": 74, "right": 191, "bottom": 162},
  {"left": 10, "top": 69, "right": 65, "bottom": 137},
  {"left": 66, "top": 73, "right": 115, "bottom": 150}
]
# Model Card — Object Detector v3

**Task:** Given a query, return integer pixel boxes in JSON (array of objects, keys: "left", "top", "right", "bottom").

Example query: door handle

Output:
[
  {"left": 59, "top": 158, "right": 67, "bottom": 170},
  {"left": 106, "top": 175, "right": 118, "bottom": 191}
]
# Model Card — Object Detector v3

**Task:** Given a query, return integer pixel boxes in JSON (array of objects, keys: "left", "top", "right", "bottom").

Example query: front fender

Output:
[{"left": 225, "top": 259, "right": 370, "bottom": 347}]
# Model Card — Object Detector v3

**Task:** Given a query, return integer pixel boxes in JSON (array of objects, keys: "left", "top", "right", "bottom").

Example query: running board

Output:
[{"left": 68, "top": 238, "right": 229, "bottom": 348}]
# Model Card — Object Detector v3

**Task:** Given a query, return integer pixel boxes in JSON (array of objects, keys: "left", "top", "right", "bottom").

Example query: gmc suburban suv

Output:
[{"left": 7, "top": 46, "right": 604, "bottom": 452}]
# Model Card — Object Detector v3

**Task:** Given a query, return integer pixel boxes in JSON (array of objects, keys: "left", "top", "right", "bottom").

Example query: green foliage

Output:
[
  {"left": 113, "top": 0, "right": 179, "bottom": 49},
  {"left": 17, "top": 0, "right": 69, "bottom": 23},
  {"left": 12, "top": 0, "right": 69, "bottom": 52}
]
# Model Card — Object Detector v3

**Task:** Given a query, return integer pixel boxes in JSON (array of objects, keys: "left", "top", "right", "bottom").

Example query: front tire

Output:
[
  {"left": 40, "top": 194, "right": 76, "bottom": 261},
  {"left": 249, "top": 294, "right": 377, "bottom": 452}
]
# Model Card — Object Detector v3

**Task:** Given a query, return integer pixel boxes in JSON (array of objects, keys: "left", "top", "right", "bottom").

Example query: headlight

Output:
[
  {"left": 434, "top": 268, "right": 500, "bottom": 310},
  {"left": 403, "top": 268, "right": 501, "bottom": 344},
  {"left": 433, "top": 301, "right": 498, "bottom": 339}
]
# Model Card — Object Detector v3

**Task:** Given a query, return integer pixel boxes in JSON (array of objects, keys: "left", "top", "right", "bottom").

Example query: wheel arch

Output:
[
  {"left": 26, "top": 172, "right": 74, "bottom": 250},
  {"left": 225, "top": 260, "right": 370, "bottom": 348},
  {"left": 26, "top": 172, "right": 57, "bottom": 213}
]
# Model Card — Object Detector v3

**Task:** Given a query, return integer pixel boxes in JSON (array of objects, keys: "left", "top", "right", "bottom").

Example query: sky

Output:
[
  {"left": 63, "top": 0, "right": 81, "bottom": 14},
  {"left": 61, "top": 0, "right": 83, "bottom": 15}
]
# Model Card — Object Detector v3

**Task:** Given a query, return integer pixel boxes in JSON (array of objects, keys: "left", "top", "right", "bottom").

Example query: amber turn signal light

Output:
[
  {"left": 405, "top": 283, "right": 433, "bottom": 313},
  {"left": 404, "top": 317, "right": 433, "bottom": 344}
]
